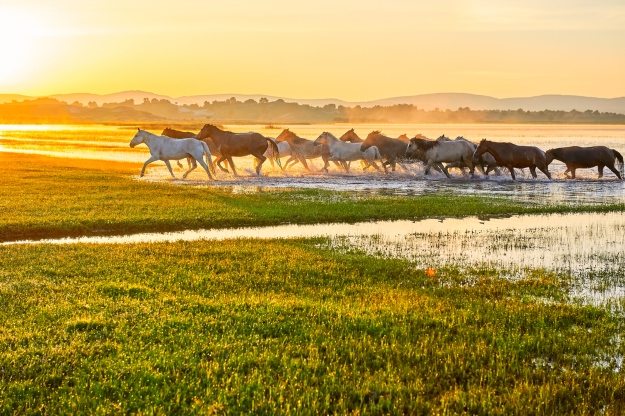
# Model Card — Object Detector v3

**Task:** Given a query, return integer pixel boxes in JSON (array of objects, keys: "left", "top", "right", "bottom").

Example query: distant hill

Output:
[
  {"left": 23, "top": 91, "right": 625, "bottom": 114},
  {"left": 0, "top": 94, "right": 35, "bottom": 104}
]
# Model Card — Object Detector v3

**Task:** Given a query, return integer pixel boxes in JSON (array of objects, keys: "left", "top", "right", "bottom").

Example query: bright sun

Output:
[{"left": 0, "top": 8, "right": 42, "bottom": 85}]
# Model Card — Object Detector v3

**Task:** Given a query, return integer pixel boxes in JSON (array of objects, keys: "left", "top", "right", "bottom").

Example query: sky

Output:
[{"left": 1, "top": 0, "right": 624, "bottom": 101}]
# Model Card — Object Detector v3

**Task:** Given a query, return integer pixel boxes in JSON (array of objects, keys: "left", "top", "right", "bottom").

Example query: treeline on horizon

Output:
[{"left": 2, "top": 96, "right": 625, "bottom": 124}]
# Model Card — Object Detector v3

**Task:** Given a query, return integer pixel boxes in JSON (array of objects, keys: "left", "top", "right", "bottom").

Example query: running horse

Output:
[
  {"left": 196, "top": 124, "right": 281, "bottom": 176},
  {"left": 314, "top": 132, "right": 387, "bottom": 173},
  {"left": 360, "top": 131, "right": 410, "bottom": 172},
  {"left": 406, "top": 137, "right": 475, "bottom": 178},
  {"left": 545, "top": 146, "right": 623, "bottom": 179},
  {"left": 130, "top": 129, "right": 215, "bottom": 179},
  {"left": 474, "top": 139, "right": 551, "bottom": 180},
  {"left": 276, "top": 129, "right": 344, "bottom": 172}
]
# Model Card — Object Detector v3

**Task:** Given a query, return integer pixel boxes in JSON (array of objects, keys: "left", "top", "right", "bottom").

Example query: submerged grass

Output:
[
  {"left": 1, "top": 152, "right": 624, "bottom": 242},
  {"left": 0, "top": 239, "right": 624, "bottom": 414}
]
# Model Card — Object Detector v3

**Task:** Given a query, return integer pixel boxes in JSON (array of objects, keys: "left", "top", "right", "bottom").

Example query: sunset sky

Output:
[{"left": 1, "top": 0, "right": 624, "bottom": 101}]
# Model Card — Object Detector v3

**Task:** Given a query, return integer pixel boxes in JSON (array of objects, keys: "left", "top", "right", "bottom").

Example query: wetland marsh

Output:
[{"left": 1, "top": 123, "right": 625, "bottom": 413}]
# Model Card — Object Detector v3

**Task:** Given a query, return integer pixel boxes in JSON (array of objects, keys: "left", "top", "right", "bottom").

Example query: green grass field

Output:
[
  {"left": 1, "top": 239, "right": 624, "bottom": 414},
  {"left": 1, "top": 152, "right": 623, "bottom": 242},
  {"left": 2, "top": 151, "right": 625, "bottom": 413}
]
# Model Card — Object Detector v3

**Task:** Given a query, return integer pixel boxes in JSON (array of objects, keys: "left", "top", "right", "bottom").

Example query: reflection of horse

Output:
[
  {"left": 546, "top": 146, "right": 624, "bottom": 179},
  {"left": 276, "top": 129, "right": 343, "bottom": 172},
  {"left": 360, "top": 131, "right": 409, "bottom": 172},
  {"left": 474, "top": 139, "right": 550, "bottom": 180},
  {"left": 161, "top": 127, "right": 227, "bottom": 171},
  {"left": 196, "top": 124, "right": 280, "bottom": 176},
  {"left": 314, "top": 132, "right": 386, "bottom": 173},
  {"left": 406, "top": 137, "right": 475, "bottom": 178},
  {"left": 130, "top": 129, "right": 215, "bottom": 179}
]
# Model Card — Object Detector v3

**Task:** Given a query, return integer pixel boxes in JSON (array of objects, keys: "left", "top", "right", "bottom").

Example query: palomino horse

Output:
[
  {"left": 406, "top": 137, "right": 475, "bottom": 178},
  {"left": 545, "top": 146, "right": 624, "bottom": 179},
  {"left": 314, "top": 132, "right": 387, "bottom": 173},
  {"left": 130, "top": 129, "right": 215, "bottom": 179},
  {"left": 196, "top": 124, "right": 281, "bottom": 176},
  {"left": 360, "top": 131, "right": 409, "bottom": 172},
  {"left": 474, "top": 139, "right": 551, "bottom": 180},
  {"left": 276, "top": 129, "right": 344, "bottom": 172},
  {"left": 161, "top": 127, "right": 227, "bottom": 171}
]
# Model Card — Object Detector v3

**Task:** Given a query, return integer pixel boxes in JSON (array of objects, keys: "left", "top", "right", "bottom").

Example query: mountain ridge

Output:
[{"left": 2, "top": 91, "right": 625, "bottom": 114}]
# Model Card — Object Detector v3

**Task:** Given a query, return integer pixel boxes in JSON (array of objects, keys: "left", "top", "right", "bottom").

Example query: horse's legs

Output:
[
  {"left": 227, "top": 157, "right": 239, "bottom": 176},
  {"left": 164, "top": 160, "right": 176, "bottom": 178},
  {"left": 298, "top": 157, "right": 311, "bottom": 172},
  {"left": 508, "top": 166, "right": 516, "bottom": 180},
  {"left": 538, "top": 164, "right": 551, "bottom": 179},
  {"left": 283, "top": 156, "right": 298, "bottom": 171},
  {"left": 606, "top": 163, "right": 622, "bottom": 179},
  {"left": 196, "top": 157, "right": 214, "bottom": 180},
  {"left": 140, "top": 156, "right": 159, "bottom": 177},
  {"left": 177, "top": 160, "right": 184, "bottom": 169},
  {"left": 598, "top": 164, "right": 605, "bottom": 178},
  {"left": 182, "top": 158, "right": 198, "bottom": 179},
  {"left": 214, "top": 156, "right": 230, "bottom": 173},
  {"left": 529, "top": 166, "right": 538, "bottom": 179},
  {"left": 253, "top": 154, "right": 267, "bottom": 175}
]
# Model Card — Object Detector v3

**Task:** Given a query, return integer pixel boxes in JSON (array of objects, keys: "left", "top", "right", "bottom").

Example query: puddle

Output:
[{"left": 4, "top": 212, "right": 624, "bottom": 306}]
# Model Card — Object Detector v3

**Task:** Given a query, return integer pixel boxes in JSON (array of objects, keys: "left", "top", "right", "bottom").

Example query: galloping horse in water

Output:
[
  {"left": 406, "top": 137, "right": 475, "bottom": 178},
  {"left": 474, "top": 139, "right": 550, "bottom": 180},
  {"left": 314, "top": 132, "right": 387, "bottom": 173},
  {"left": 196, "top": 124, "right": 281, "bottom": 176},
  {"left": 130, "top": 129, "right": 215, "bottom": 180},
  {"left": 161, "top": 127, "right": 226, "bottom": 170},
  {"left": 546, "top": 146, "right": 623, "bottom": 179}
]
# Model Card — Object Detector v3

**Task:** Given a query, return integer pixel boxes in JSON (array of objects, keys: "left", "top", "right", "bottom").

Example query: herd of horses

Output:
[{"left": 129, "top": 124, "right": 625, "bottom": 181}]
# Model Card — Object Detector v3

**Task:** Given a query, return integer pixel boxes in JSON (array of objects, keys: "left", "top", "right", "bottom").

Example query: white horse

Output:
[
  {"left": 263, "top": 140, "right": 293, "bottom": 170},
  {"left": 129, "top": 129, "right": 215, "bottom": 180},
  {"left": 406, "top": 137, "right": 475, "bottom": 178},
  {"left": 313, "top": 132, "right": 387, "bottom": 173}
]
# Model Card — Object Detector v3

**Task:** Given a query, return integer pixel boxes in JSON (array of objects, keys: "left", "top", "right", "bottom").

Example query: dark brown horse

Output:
[
  {"left": 545, "top": 146, "right": 623, "bottom": 179},
  {"left": 161, "top": 127, "right": 227, "bottom": 171},
  {"left": 474, "top": 140, "right": 551, "bottom": 180},
  {"left": 276, "top": 129, "right": 345, "bottom": 172},
  {"left": 360, "top": 131, "right": 409, "bottom": 171},
  {"left": 196, "top": 124, "right": 280, "bottom": 176}
]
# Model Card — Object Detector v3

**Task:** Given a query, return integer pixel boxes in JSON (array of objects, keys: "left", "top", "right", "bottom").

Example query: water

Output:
[{"left": 4, "top": 212, "right": 624, "bottom": 306}]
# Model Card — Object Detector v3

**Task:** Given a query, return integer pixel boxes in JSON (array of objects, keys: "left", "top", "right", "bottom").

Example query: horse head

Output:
[
  {"left": 276, "top": 129, "right": 294, "bottom": 142},
  {"left": 313, "top": 132, "right": 333, "bottom": 146},
  {"left": 545, "top": 149, "right": 555, "bottom": 165},
  {"left": 436, "top": 135, "right": 450, "bottom": 142},
  {"left": 129, "top": 128, "right": 146, "bottom": 148},
  {"left": 473, "top": 139, "right": 490, "bottom": 158}
]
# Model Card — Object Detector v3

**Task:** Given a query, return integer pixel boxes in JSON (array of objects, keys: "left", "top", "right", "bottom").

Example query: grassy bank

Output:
[
  {"left": 1, "top": 152, "right": 623, "bottom": 242},
  {"left": 1, "top": 239, "right": 624, "bottom": 413}
]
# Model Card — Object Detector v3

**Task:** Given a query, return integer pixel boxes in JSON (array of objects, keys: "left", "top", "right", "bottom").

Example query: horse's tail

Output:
[
  {"left": 613, "top": 149, "right": 624, "bottom": 178},
  {"left": 372, "top": 146, "right": 387, "bottom": 173},
  {"left": 266, "top": 138, "right": 282, "bottom": 169},
  {"left": 200, "top": 140, "right": 216, "bottom": 175}
]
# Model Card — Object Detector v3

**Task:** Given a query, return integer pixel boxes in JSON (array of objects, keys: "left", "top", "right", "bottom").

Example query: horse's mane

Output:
[{"left": 411, "top": 137, "right": 439, "bottom": 150}]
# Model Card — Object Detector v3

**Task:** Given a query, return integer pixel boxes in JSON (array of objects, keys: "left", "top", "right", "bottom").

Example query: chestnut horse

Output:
[
  {"left": 196, "top": 124, "right": 281, "bottom": 176},
  {"left": 276, "top": 129, "right": 344, "bottom": 172},
  {"left": 545, "top": 146, "right": 623, "bottom": 179},
  {"left": 360, "top": 131, "right": 409, "bottom": 172},
  {"left": 474, "top": 139, "right": 551, "bottom": 180}
]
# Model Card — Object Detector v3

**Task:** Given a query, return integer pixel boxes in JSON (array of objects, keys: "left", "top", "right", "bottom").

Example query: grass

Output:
[
  {"left": 1, "top": 239, "right": 624, "bottom": 414},
  {"left": 1, "top": 152, "right": 624, "bottom": 242}
]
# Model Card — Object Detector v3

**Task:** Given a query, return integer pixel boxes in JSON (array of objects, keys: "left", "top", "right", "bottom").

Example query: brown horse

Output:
[
  {"left": 338, "top": 128, "right": 364, "bottom": 143},
  {"left": 196, "top": 124, "right": 280, "bottom": 176},
  {"left": 276, "top": 129, "right": 345, "bottom": 172},
  {"left": 360, "top": 131, "right": 409, "bottom": 172},
  {"left": 474, "top": 139, "right": 551, "bottom": 180},
  {"left": 545, "top": 146, "right": 624, "bottom": 179},
  {"left": 161, "top": 127, "right": 227, "bottom": 171}
]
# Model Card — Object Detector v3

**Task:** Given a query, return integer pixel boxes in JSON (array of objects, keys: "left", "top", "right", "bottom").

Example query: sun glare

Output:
[{"left": 0, "top": 9, "right": 43, "bottom": 85}]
